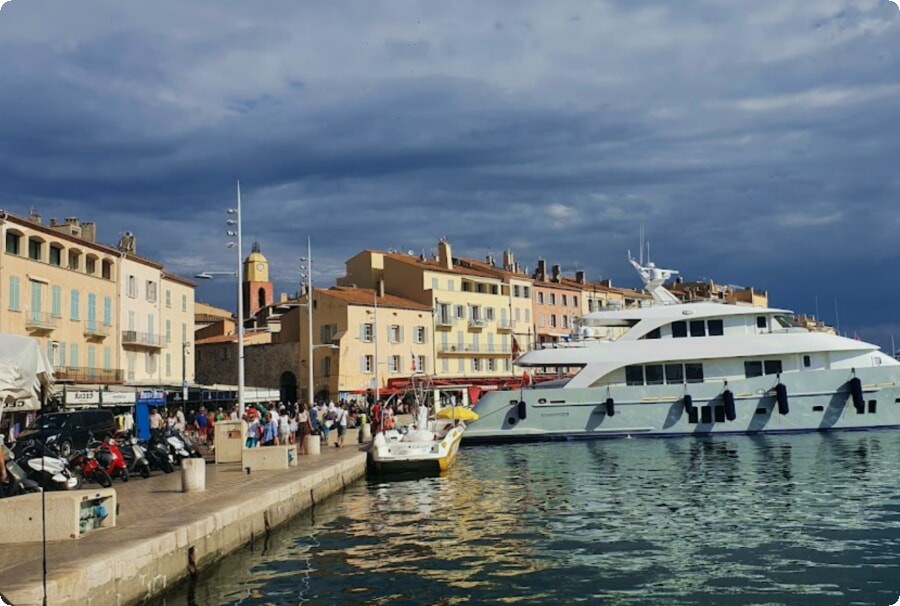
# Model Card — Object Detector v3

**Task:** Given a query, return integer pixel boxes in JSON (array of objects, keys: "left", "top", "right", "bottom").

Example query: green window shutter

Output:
[
  {"left": 103, "top": 347, "right": 111, "bottom": 370},
  {"left": 70, "top": 290, "right": 80, "bottom": 320},
  {"left": 70, "top": 343, "right": 79, "bottom": 366},
  {"left": 103, "top": 297, "right": 112, "bottom": 325},
  {"left": 52, "top": 285, "right": 62, "bottom": 317}
]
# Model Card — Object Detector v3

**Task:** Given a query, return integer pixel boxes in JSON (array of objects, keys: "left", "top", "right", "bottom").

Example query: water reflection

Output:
[{"left": 152, "top": 431, "right": 900, "bottom": 606}]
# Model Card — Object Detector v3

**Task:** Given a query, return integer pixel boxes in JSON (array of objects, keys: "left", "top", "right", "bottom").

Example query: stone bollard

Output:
[
  {"left": 304, "top": 433, "right": 321, "bottom": 455},
  {"left": 359, "top": 423, "right": 372, "bottom": 443},
  {"left": 181, "top": 458, "right": 206, "bottom": 492}
]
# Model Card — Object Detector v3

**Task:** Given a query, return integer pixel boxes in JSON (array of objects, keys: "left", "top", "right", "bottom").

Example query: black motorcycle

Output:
[
  {"left": 115, "top": 433, "right": 152, "bottom": 479},
  {"left": 141, "top": 434, "right": 175, "bottom": 474},
  {"left": 1, "top": 444, "right": 42, "bottom": 497}
]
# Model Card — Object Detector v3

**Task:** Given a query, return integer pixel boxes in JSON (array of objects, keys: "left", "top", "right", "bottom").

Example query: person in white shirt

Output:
[
  {"left": 149, "top": 408, "right": 163, "bottom": 431},
  {"left": 335, "top": 403, "right": 349, "bottom": 448}
]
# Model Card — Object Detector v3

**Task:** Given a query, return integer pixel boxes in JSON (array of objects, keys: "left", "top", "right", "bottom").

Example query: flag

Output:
[
  {"left": 411, "top": 351, "right": 419, "bottom": 372},
  {"left": 512, "top": 336, "right": 521, "bottom": 357}
]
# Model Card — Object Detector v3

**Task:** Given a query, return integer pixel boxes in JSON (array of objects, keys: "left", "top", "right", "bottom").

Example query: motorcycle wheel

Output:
[
  {"left": 95, "top": 469, "right": 112, "bottom": 488},
  {"left": 59, "top": 441, "right": 73, "bottom": 458},
  {"left": 120, "top": 468, "right": 129, "bottom": 482},
  {"left": 140, "top": 465, "right": 151, "bottom": 479},
  {"left": 162, "top": 459, "right": 175, "bottom": 474}
]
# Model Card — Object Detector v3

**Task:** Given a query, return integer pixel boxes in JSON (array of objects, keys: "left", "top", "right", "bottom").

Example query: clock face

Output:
[{"left": 256, "top": 263, "right": 265, "bottom": 272}]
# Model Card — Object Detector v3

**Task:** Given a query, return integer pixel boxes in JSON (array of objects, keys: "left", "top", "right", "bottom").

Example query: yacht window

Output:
[
  {"left": 687, "top": 407, "right": 699, "bottom": 424},
  {"left": 685, "top": 363, "right": 704, "bottom": 383},
  {"left": 803, "top": 355, "right": 811, "bottom": 368},
  {"left": 672, "top": 321, "right": 687, "bottom": 338},
  {"left": 701, "top": 406, "right": 712, "bottom": 423},
  {"left": 645, "top": 365, "right": 664, "bottom": 385},
  {"left": 689, "top": 320, "right": 705, "bottom": 337},
  {"left": 644, "top": 328, "right": 661, "bottom": 340},
  {"left": 707, "top": 319, "right": 724, "bottom": 336},
  {"left": 744, "top": 361, "right": 763, "bottom": 378},
  {"left": 764, "top": 360, "right": 782, "bottom": 375},
  {"left": 625, "top": 366, "right": 644, "bottom": 386},
  {"left": 756, "top": 316, "right": 767, "bottom": 329},
  {"left": 868, "top": 400, "right": 877, "bottom": 414},
  {"left": 714, "top": 406, "right": 726, "bottom": 423},
  {"left": 665, "top": 364, "right": 684, "bottom": 384}
]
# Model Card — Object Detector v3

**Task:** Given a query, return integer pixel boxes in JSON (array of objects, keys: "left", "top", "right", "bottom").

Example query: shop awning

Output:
[{"left": 0, "top": 334, "right": 54, "bottom": 413}]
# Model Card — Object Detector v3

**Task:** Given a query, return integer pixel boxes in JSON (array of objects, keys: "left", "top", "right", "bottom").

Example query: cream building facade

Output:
[{"left": 1, "top": 211, "right": 122, "bottom": 383}]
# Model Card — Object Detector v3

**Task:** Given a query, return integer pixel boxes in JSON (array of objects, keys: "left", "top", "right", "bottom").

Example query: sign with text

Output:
[
  {"left": 102, "top": 392, "right": 136, "bottom": 405},
  {"left": 65, "top": 390, "right": 100, "bottom": 405}
]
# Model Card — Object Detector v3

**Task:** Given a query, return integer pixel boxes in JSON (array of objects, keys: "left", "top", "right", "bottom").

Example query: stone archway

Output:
[{"left": 279, "top": 371, "right": 297, "bottom": 404}]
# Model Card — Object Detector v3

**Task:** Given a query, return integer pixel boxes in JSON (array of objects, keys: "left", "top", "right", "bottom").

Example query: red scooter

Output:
[
  {"left": 70, "top": 445, "right": 112, "bottom": 488},
  {"left": 96, "top": 435, "right": 129, "bottom": 482}
]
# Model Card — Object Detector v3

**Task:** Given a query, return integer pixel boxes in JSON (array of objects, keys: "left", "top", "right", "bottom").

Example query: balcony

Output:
[
  {"left": 121, "top": 330, "right": 164, "bottom": 349},
  {"left": 468, "top": 318, "right": 486, "bottom": 330},
  {"left": 435, "top": 316, "right": 454, "bottom": 330},
  {"left": 438, "top": 343, "right": 511, "bottom": 356},
  {"left": 25, "top": 311, "right": 57, "bottom": 332},
  {"left": 84, "top": 320, "right": 111, "bottom": 339},
  {"left": 496, "top": 319, "right": 512, "bottom": 332},
  {"left": 54, "top": 366, "right": 124, "bottom": 384}
]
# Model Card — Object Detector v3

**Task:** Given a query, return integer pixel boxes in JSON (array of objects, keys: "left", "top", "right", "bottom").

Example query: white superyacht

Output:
[{"left": 464, "top": 255, "right": 900, "bottom": 443}]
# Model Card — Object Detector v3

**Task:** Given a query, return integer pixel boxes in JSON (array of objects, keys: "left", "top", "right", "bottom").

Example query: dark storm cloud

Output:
[{"left": 1, "top": 0, "right": 899, "bottom": 345}]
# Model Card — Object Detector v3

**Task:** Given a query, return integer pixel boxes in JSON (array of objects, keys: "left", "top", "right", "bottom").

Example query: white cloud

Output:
[{"left": 0, "top": 0, "right": 12, "bottom": 10}]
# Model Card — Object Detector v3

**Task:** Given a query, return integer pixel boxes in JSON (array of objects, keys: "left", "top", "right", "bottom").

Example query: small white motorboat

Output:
[{"left": 369, "top": 405, "right": 474, "bottom": 474}]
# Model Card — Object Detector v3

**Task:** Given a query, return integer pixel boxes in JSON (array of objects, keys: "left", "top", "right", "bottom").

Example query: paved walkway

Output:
[{"left": 0, "top": 439, "right": 368, "bottom": 606}]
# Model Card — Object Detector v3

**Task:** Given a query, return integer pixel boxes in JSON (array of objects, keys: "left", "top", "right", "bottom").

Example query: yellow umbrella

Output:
[{"left": 435, "top": 406, "right": 479, "bottom": 421}]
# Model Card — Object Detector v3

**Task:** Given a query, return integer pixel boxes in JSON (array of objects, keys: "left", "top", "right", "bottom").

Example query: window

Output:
[
  {"left": 701, "top": 406, "right": 713, "bottom": 424},
  {"left": 145, "top": 352, "right": 157, "bottom": 374},
  {"left": 573, "top": 296, "right": 578, "bottom": 307},
  {"left": 181, "top": 294, "right": 187, "bottom": 312},
  {"left": 165, "top": 290, "right": 171, "bottom": 308},
  {"left": 563, "top": 316, "right": 569, "bottom": 328},
  {"left": 687, "top": 406, "right": 699, "bottom": 424},
  {"left": 103, "top": 347, "right": 110, "bottom": 370},
  {"left": 485, "top": 307, "right": 494, "bottom": 321},
  {"left": 537, "top": 292, "right": 544, "bottom": 304},
  {"left": 764, "top": 360, "right": 782, "bottom": 376},
  {"left": 665, "top": 364, "right": 684, "bottom": 384},
  {"left": 417, "top": 355, "right": 427, "bottom": 373},
  {"left": 360, "top": 323, "right": 373, "bottom": 342},
  {"left": 689, "top": 320, "right": 706, "bottom": 337},
  {"left": 103, "top": 297, "right": 112, "bottom": 325},
  {"left": 562, "top": 294, "right": 568, "bottom": 306},
  {"left": 462, "top": 282, "right": 472, "bottom": 292},
  {"left": 414, "top": 326, "right": 426, "bottom": 344},
  {"left": 126, "top": 275, "right": 137, "bottom": 298},
  {"left": 101, "top": 259, "right": 112, "bottom": 280},
  {"left": 146, "top": 280, "right": 157, "bottom": 303},
  {"left": 388, "top": 355, "right": 400, "bottom": 373},
  {"left": 455, "top": 305, "right": 465, "bottom": 319},
  {"left": 442, "top": 358, "right": 450, "bottom": 373},
  {"left": 868, "top": 399, "right": 877, "bottom": 414},
  {"left": 321, "top": 324, "right": 338, "bottom": 344},
  {"left": 447, "top": 279, "right": 453, "bottom": 291},
  {"left": 550, "top": 293, "right": 556, "bottom": 305},
  {"left": 714, "top": 406, "right": 726, "bottom": 423},
  {"left": 5, "top": 231, "right": 21, "bottom": 255},
  {"left": 68, "top": 250, "right": 81, "bottom": 271},
  {"left": 707, "top": 319, "right": 724, "bottom": 336},
  {"left": 472, "top": 358, "right": 481, "bottom": 372},
  {"left": 389, "top": 325, "right": 402, "bottom": 343},
  {"left": 70, "top": 343, "right": 79, "bottom": 367},
  {"left": 685, "top": 363, "right": 704, "bottom": 383},
  {"left": 181, "top": 323, "right": 187, "bottom": 345},
  {"left": 49, "top": 244, "right": 62, "bottom": 266},
  {"left": 513, "top": 285, "right": 520, "bottom": 297},
  {"left": 85, "top": 256, "right": 96, "bottom": 274},
  {"left": 51, "top": 285, "right": 62, "bottom": 317},
  {"left": 625, "top": 365, "right": 644, "bottom": 386},
  {"left": 362, "top": 355, "right": 373, "bottom": 373},
  {"left": 70, "top": 289, "right": 80, "bottom": 320},
  {"left": 672, "top": 321, "right": 687, "bottom": 338},
  {"left": 538, "top": 314, "right": 545, "bottom": 328},
  {"left": 757, "top": 316, "right": 767, "bottom": 329},
  {"left": 803, "top": 355, "right": 811, "bottom": 368},
  {"left": 431, "top": 278, "right": 439, "bottom": 291},
  {"left": 504, "top": 358, "right": 511, "bottom": 371},
  {"left": 127, "top": 310, "right": 135, "bottom": 331},
  {"left": 523, "top": 286, "right": 530, "bottom": 298},
  {"left": 550, "top": 315, "right": 557, "bottom": 328},
  {"left": 27, "top": 237, "right": 42, "bottom": 261},
  {"left": 644, "top": 364, "right": 664, "bottom": 385},
  {"left": 487, "top": 358, "right": 497, "bottom": 371},
  {"left": 644, "top": 328, "right": 661, "bottom": 340},
  {"left": 8, "top": 276, "right": 20, "bottom": 310},
  {"left": 165, "top": 354, "right": 172, "bottom": 376},
  {"left": 744, "top": 361, "right": 763, "bottom": 378},
  {"left": 166, "top": 320, "right": 172, "bottom": 343},
  {"left": 323, "top": 356, "right": 332, "bottom": 376}
]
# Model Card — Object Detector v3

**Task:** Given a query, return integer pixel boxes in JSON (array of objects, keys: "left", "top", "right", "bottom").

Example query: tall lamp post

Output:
[
  {"left": 299, "top": 237, "right": 314, "bottom": 406},
  {"left": 181, "top": 341, "right": 190, "bottom": 412},
  {"left": 195, "top": 182, "right": 245, "bottom": 418}
]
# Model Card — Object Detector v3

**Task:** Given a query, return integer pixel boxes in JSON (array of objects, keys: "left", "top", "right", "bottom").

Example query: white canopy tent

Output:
[{"left": 0, "top": 334, "right": 54, "bottom": 419}]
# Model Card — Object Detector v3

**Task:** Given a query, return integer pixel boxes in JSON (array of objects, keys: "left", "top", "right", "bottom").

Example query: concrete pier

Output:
[{"left": 0, "top": 445, "right": 367, "bottom": 606}]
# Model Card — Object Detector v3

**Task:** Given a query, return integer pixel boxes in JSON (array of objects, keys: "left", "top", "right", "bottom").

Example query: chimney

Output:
[
  {"left": 81, "top": 222, "right": 96, "bottom": 243},
  {"left": 28, "top": 209, "right": 42, "bottom": 224},
  {"left": 575, "top": 270, "right": 585, "bottom": 284},
  {"left": 600, "top": 279, "right": 612, "bottom": 288},
  {"left": 437, "top": 239, "right": 452, "bottom": 270},
  {"left": 486, "top": 254, "right": 494, "bottom": 267},
  {"left": 502, "top": 249, "right": 515, "bottom": 272},
  {"left": 377, "top": 278, "right": 385, "bottom": 298},
  {"left": 552, "top": 264, "right": 561, "bottom": 282},
  {"left": 280, "top": 293, "right": 288, "bottom": 302},
  {"left": 536, "top": 259, "right": 548, "bottom": 282}
]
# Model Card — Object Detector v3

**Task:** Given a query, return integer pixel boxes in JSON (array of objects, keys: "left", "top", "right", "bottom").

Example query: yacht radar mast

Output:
[{"left": 628, "top": 228, "right": 680, "bottom": 305}]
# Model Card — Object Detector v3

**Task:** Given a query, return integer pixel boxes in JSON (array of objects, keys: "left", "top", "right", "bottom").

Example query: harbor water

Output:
[{"left": 154, "top": 431, "right": 900, "bottom": 605}]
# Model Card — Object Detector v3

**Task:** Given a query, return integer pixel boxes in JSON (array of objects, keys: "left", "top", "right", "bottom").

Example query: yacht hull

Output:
[{"left": 464, "top": 367, "right": 900, "bottom": 444}]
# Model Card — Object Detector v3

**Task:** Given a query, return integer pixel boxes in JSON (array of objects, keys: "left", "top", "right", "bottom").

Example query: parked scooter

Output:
[
  {"left": 143, "top": 433, "right": 175, "bottom": 474},
  {"left": 96, "top": 435, "right": 129, "bottom": 482},
  {"left": 115, "top": 432, "right": 151, "bottom": 479},
  {"left": 69, "top": 444, "right": 112, "bottom": 488},
  {"left": 1, "top": 444, "right": 42, "bottom": 498},
  {"left": 164, "top": 429, "right": 191, "bottom": 465},
  {"left": 16, "top": 440, "right": 81, "bottom": 491}
]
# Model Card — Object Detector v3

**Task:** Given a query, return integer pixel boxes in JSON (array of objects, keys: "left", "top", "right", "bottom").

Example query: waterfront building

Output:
[
  {"left": 1, "top": 211, "right": 122, "bottom": 384},
  {"left": 667, "top": 278, "right": 769, "bottom": 307},
  {"left": 531, "top": 259, "right": 583, "bottom": 346},
  {"left": 338, "top": 240, "right": 526, "bottom": 381},
  {"left": 194, "top": 301, "right": 234, "bottom": 333}
]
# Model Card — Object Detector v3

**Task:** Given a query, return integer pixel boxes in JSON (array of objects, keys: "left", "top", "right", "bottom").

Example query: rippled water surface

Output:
[{"left": 155, "top": 431, "right": 900, "bottom": 606}]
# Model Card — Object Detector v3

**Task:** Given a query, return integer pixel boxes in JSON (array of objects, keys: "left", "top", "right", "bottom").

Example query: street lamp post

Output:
[
  {"left": 195, "top": 182, "right": 245, "bottom": 418},
  {"left": 299, "top": 237, "right": 313, "bottom": 406},
  {"left": 181, "top": 341, "right": 190, "bottom": 412}
]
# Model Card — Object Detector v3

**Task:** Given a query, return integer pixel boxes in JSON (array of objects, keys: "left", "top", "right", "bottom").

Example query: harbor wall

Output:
[{"left": 3, "top": 452, "right": 367, "bottom": 606}]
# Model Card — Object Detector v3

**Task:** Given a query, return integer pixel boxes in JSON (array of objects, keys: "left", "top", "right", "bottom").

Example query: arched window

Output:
[
  {"left": 101, "top": 258, "right": 114, "bottom": 280},
  {"left": 258, "top": 287, "right": 266, "bottom": 310},
  {"left": 279, "top": 371, "right": 297, "bottom": 404},
  {"left": 27, "top": 236, "right": 45, "bottom": 261},
  {"left": 5, "top": 228, "right": 24, "bottom": 255},
  {"left": 84, "top": 253, "right": 99, "bottom": 275},
  {"left": 68, "top": 248, "right": 82, "bottom": 271}
]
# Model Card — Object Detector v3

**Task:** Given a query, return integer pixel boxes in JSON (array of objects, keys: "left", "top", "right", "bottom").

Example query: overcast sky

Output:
[{"left": 1, "top": 0, "right": 898, "bottom": 348}]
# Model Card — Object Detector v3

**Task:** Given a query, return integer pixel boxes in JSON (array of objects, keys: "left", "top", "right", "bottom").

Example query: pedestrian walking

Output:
[
  {"left": 261, "top": 412, "right": 279, "bottom": 446},
  {"left": 335, "top": 403, "right": 348, "bottom": 448}
]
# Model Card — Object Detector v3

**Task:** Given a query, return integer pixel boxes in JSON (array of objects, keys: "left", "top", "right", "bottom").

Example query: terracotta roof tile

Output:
[
  {"left": 320, "top": 286, "right": 432, "bottom": 311},
  {"left": 383, "top": 253, "right": 499, "bottom": 279}
]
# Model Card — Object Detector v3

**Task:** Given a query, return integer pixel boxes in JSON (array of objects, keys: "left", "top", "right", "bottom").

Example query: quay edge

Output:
[{"left": 0, "top": 451, "right": 367, "bottom": 606}]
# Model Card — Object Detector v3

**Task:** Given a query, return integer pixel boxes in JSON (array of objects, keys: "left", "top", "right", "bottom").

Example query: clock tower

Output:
[{"left": 243, "top": 242, "right": 274, "bottom": 319}]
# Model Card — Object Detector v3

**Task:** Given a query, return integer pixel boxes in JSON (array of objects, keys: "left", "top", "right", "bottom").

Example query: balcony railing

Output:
[
  {"left": 84, "top": 320, "right": 110, "bottom": 338},
  {"left": 496, "top": 319, "right": 512, "bottom": 330},
  {"left": 121, "top": 330, "right": 164, "bottom": 348},
  {"left": 468, "top": 318, "right": 486, "bottom": 329},
  {"left": 438, "top": 343, "right": 511, "bottom": 355},
  {"left": 436, "top": 316, "right": 454, "bottom": 328},
  {"left": 25, "top": 311, "right": 57, "bottom": 331},
  {"left": 54, "top": 366, "right": 124, "bottom": 384}
]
